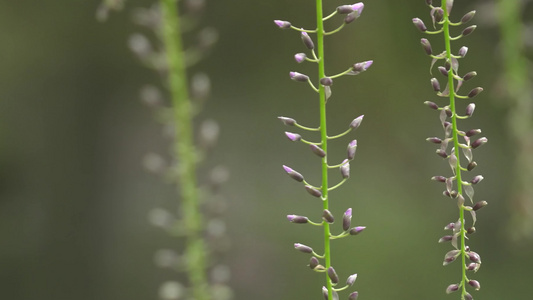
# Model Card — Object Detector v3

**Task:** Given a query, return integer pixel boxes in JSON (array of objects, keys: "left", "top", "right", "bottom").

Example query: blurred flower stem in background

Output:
[{"left": 497, "top": 0, "right": 533, "bottom": 241}]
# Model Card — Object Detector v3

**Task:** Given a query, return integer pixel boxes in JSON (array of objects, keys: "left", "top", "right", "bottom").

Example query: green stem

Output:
[
  {"left": 441, "top": 1, "right": 467, "bottom": 298},
  {"left": 315, "top": 0, "right": 332, "bottom": 299},
  {"left": 160, "top": 1, "right": 210, "bottom": 299}
]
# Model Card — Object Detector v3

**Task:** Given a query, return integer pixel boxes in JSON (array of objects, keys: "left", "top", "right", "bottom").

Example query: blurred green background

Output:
[{"left": 1, "top": 0, "right": 532, "bottom": 299}]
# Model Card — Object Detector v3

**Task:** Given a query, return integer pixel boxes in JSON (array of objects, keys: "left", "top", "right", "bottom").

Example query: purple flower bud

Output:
[
  {"left": 467, "top": 227, "right": 476, "bottom": 234},
  {"left": 310, "top": 144, "right": 326, "bottom": 157},
  {"left": 425, "top": 0, "right": 433, "bottom": 5},
  {"left": 465, "top": 103, "right": 476, "bottom": 117},
  {"left": 431, "top": 175, "right": 447, "bottom": 182},
  {"left": 412, "top": 18, "right": 427, "bottom": 32},
  {"left": 462, "top": 25, "right": 477, "bottom": 37},
  {"left": 438, "top": 66, "right": 448, "bottom": 77},
  {"left": 445, "top": 107, "right": 452, "bottom": 117},
  {"left": 458, "top": 46, "right": 469, "bottom": 58},
  {"left": 470, "top": 175, "right": 484, "bottom": 184},
  {"left": 464, "top": 293, "right": 473, "bottom": 300},
  {"left": 346, "top": 273, "right": 358, "bottom": 286},
  {"left": 343, "top": 208, "right": 352, "bottom": 231},
  {"left": 467, "top": 263, "right": 481, "bottom": 272},
  {"left": 465, "top": 129, "right": 482, "bottom": 137},
  {"left": 278, "top": 116, "right": 296, "bottom": 126},
  {"left": 340, "top": 159, "right": 350, "bottom": 179},
  {"left": 434, "top": 8, "right": 444, "bottom": 23},
  {"left": 473, "top": 200, "right": 488, "bottom": 211},
  {"left": 350, "top": 115, "right": 364, "bottom": 129},
  {"left": 348, "top": 292, "right": 359, "bottom": 300},
  {"left": 322, "top": 209, "right": 335, "bottom": 223},
  {"left": 320, "top": 77, "right": 333, "bottom": 86},
  {"left": 305, "top": 185, "right": 322, "bottom": 197},
  {"left": 287, "top": 214, "right": 309, "bottom": 224},
  {"left": 461, "top": 11, "right": 476, "bottom": 23},
  {"left": 322, "top": 286, "right": 328, "bottom": 300},
  {"left": 463, "top": 71, "right": 477, "bottom": 81},
  {"left": 309, "top": 256, "right": 319, "bottom": 269},
  {"left": 471, "top": 137, "right": 488, "bottom": 149},
  {"left": 274, "top": 20, "right": 291, "bottom": 29},
  {"left": 327, "top": 267, "right": 339, "bottom": 284},
  {"left": 444, "top": 222, "right": 455, "bottom": 230},
  {"left": 349, "top": 226, "right": 366, "bottom": 235},
  {"left": 337, "top": 5, "right": 354, "bottom": 14},
  {"left": 467, "top": 161, "right": 477, "bottom": 171},
  {"left": 294, "top": 243, "right": 313, "bottom": 253},
  {"left": 426, "top": 137, "right": 442, "bottom": 144},
  {"left": 446, "top": 284, "right": 460, "bottom": 294},
  {"left": 352, "top": 61, "right": 373, "bottom": 72},
  {"left": 436, "top": 149, "right": 448, "bottom": 158},
  {"left": 438, "top": 235, "right": 453, "bottom": 243},
  {"left": 290, "top": 71, "right": 309, "bottom": 82},
  {"left": 294, "top": 53, "right": 306, "bottom": 63},
  {"left": 344, "top": 12, "right": 357, "bottom": 24},
  {"left": 347, "top": 140, "right": 358, "bottom": 160},
  {"left": 301, "top": 32, "right": 314, "bottom": 50},
  {"left": 420, "top": 38, "right": 433, "bottom": 55},
  {"left": 468, "top": 87, "right": 483, "bottom": 98},
  {"left": 443, "top": 250, "right": 460, "bottom": 266},
  {"left": 431, "top": 78, "right": 440, "bottom": 92},
  {"left": 285, "top": 131, "right": 302, "bottom": 141},
  {"left": 468, "top": 280, "right": 481, "bottom": 290},
  {"left": 344, "top": 3, "right": 364, "bottom": 23},
  {"left": 424, "top": 101, "right": 439, "bottom": 110},
  {"left": 468, "top": 251, "right": 482, "bottom": 263},
  {"left": 282, "top": 165, "right": 304, "bottom": 182}
]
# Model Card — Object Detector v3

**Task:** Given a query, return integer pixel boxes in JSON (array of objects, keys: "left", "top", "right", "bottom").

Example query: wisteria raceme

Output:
[
  {"left": 275, "top": 1, "right": 370, "bottom": 299},
  {"left": 414, "top": 0, "right": 488, "bottom": 298}
]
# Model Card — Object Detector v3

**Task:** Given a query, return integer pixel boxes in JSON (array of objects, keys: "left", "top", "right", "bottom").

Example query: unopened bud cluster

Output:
[
  {"left": 275, "top": 2, "right": 370, "bottom": 299},
  {"left": 414, "top": 1, "right": 487, "bottom": 298}
]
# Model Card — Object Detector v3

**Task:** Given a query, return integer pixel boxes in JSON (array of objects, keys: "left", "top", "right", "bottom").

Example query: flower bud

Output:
[
  {"left": 349, "top": 115, "right": 364, "bottom": 129},
  {"left": 309, "top": 257, "right": 319, "bottom": 269},
  {"left": 274, "top": 20, "right": 291, "bottom": 29},
  {"left": 438, "top": 235, "right": 453, "bottom": 243},
  {"left": 444, "top": 222, "right": 455, "bottom": 230},
  {"left": 467, "top": 263, "right": 481, "bottom": 272},
  {"left": 294, "top": 243, "right": 313, "bottom": 253},
  {"left": 431, "top": 175, "right": 447, "bottom": 182},
  {"left": 327, "top": 267, "right": 339, "bottom": 284},
  {"left": 336, "top": 5, "right": 354, "bottom": 14},
  {"left": 468, "top": 87, "right": 483, "bottom": 98},
  {"left": 340, "top": 159, "right": 350, "bottom": 179},
  {"left": 285, "top": 131, "right": 302, "bottom": 142},
  {"left": 352, "top": 3, "right": 364, "bottom": 16},
  {"left": 468, "top": 251, "right": 481, "bottom": 263},
  {"left": 464, "top": 293, "right": 473, "bottom": 300},
  {"left": 470, "top": 175, "right": 484, "bottom": 184},
  {"left": 352, "top": 61, "right": 373, "bottom": 72},
  {"left": 305, "top": 185, "right": 322, "bottom": 197},
  {"left": 283, "top": 165, "right": 304, "bottom": 182},
  {"left": 287, "top": 214, "right": 309, "bottom": 224},
  {"left": 426, "top": 137, "right": 442, "bottom": 144},
  {"left": 420, "top": 38, "right": 433, "bottom": 55},
  {"left": 465, "top": 103, "right": 475, "bottom": 117},
  {"left": 294, "top": 53, "right": 306, "bottom": 63},
  {"left": 310, "top": 144, "right": 326, "bottom": 157},
  {"left": 425, "top": 0, "right": 433, "bottom": 5},
  {"left": 462, "top": 25, "right": 477, "bottom": 37},
  {"left": 467, "top": 161, "right": 477, "bottom": 171},
  {"left": 349, "top": 226, "right": 366, "bottom": 235},
  {"left": 436, "top": 149, "right": 448, "bottom": 158},
  {"left": 278, "top": 116, "right": 296, "bottom": 126},
  {"left": 348, "top": 292, "right": 359, "bottom": 300},
  {"left": 346, "top": 273, "right": 358, "bottom": 286},
  {"left": 468, "top": 280, "right": 481, "bottom": 290},
  {"left": 424, "top": 101, "right": 439, "bottom": 110},
  {"left": 301, "top": 32, "right": 314, "bottom": 50},
  {"left": 322, "top": 286, "right": 328, "bottom": 300},
  {"left": 471, "top": 137, "right": 488, "bottom": 149},
  {"left": 434, "top": 8, "right": 444, "bottom": 23},
  {"left": 473, "top": 200, "right": 488, "bottom": 211},
  {"left": 347, "top": 140, "right": 358, "bottom": 160},
  {"left": 438, "top": 66, "right": 448, "bottom": 77},
  {"left": 443, "top": 250, "right": 460, "bottom": 266},
  {"left": 320, "top": 77, "right": 333, "bottom": 86},
  {"left": 463, "top": 71, "right": 477, "bottom": 81},
  {"left": 461, "top": 10, "right": 476, "bottom": 23},
  {"left": 412, "top": 18, "right": 427, "bottom": 32},
  {"left": 322, "top": 209, "right": 335, "bottom": 223},
  {"left": 344, "top": 12, "right": 357, "bottom": 24},
  {"left": 343, "top": 208, "right": 352, "bottom": 231},
  {"left": 467, "top": 227, "right": 476, "bottom": 234},
  {"left": 446, "top": 0, "right": 453, "bottom": 14},
  {"left": 430, "top": 78, "right": 440, "bottom": 92},
  {"left": 465, "top": 129, "right": 481, "bottom": 138},
  {"left": 446, "top": 284, "right": 459, "bottom": 294},
  {"left": 457, "top": 47, "right": 468, "bottom": 59},
  {"left": 289, "top": 71, "right": 309, "bottom": 82}
]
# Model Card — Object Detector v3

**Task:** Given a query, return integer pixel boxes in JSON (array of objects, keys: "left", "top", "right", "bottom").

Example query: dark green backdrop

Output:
[{"left": 1, "top": 0, "right": 531, "bottom": 299}]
